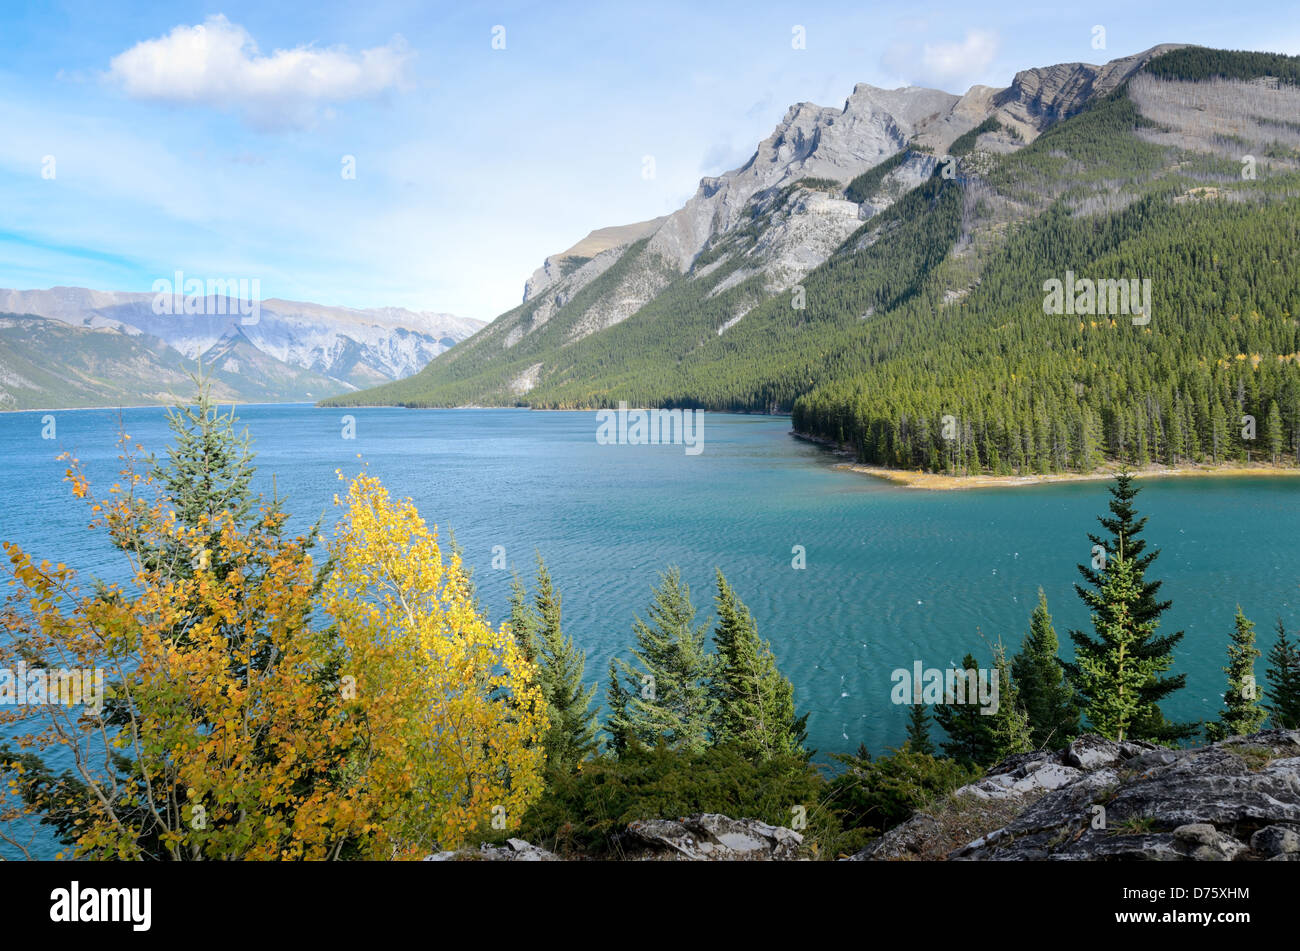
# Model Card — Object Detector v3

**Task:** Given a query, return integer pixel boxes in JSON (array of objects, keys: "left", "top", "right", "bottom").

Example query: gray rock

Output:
[
  {"left": 422, "top": 839, "right": 559, "bottom": 861},
  {"left": 624, "top": 813, "right": 803, "bottom": 861},
  {"left": 847, "top": 813, "right": 942, "bottom": 861},
  {"left": 851, "top": 729, "right": 1300, "bottom": 862},
  {"left": 957, "top": 731, "right": 1299, "bottom": 860},
  {"left": 1250, "top": 824, "right": 1300, "bottom": 857},
  {"left": 1064, "top": 734, "right": 1135, "bottom": 770}
]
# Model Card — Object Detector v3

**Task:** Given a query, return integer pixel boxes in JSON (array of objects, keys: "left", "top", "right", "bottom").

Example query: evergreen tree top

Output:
[{"left": 155, "top": 373, "right": 257, "bottom": 529}]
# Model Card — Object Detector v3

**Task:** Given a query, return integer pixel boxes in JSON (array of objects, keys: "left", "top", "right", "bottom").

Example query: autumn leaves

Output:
[{"left": 1, "top": 392, "right": 549, "bottom": 860}]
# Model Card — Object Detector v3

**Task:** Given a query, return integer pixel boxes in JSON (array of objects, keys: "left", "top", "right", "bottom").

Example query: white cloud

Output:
[
  {"left": 881, "top": 28, "right": 1001, "bottom": 91},
  {"left": 921, "top": 30, "right": 1000, "bottom": 84},
  {"left": 106, "top": 15, "right": 411, "bottom": 129}
]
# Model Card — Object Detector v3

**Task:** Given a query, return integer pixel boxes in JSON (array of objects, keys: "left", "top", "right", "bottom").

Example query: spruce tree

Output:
[
  {"left": 606, "top": 567, "right": 715, "bottom": 753},
  {"left": 528, "top": 557, "right": 599, "bottom": 770},
  {"left": 904, "top": 703, "right": 934, "bottom": 756},
  {"left": 1205, "top": 608, "right": 1267, "bottom": 741},
  {"left": 111, "top": 375, "right": 260, "bottom": 580},
  {"left": 1011, "top": 590, "right": 1080, "bottom": 749},
  {"left": 1265, "top": 619, "right": 1300, "bottom": 729},
  {"left": 605, "top": 658, "right": 630, "bottom": 757},
  {"left": 507, "top": 574, "right": 539, "bottom": 663},
  {"left": 1072, "top": 550, "right": 1169, "bottom": 742},
  {"left": 154, "top": 376, "right": 256, "bottom": 532},
  {"left": 1069, "top": 472, "right": 1193, "bottom": 741},
  {"left": 1266, "top": 400, "right": 1284, "bottom": 464},
  {"left": 934, "top": 653, "right": 998, "bottom": 767},
  {"left": 990, "top": 641, "right": 1034, "bottom": 759},
  {"left": 709, "top": 570, "right": 807, "bottom": 760},
  {"left": 112, "top": 377, "right": 302, "bottom": 681}
]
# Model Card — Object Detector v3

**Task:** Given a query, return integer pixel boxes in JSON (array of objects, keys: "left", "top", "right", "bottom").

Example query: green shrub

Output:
[
  {"left": 512, "top": 743, "right": 834, "bottom": 856},
  {"left": 826, "top": 743, "right": 981, "bottom": 837}
]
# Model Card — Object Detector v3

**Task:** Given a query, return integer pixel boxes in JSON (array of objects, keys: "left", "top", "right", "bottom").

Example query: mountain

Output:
[
  {"left": 0, "top": 287, "right": 484, "bottom": 410},
  {"left": 328, "top": 46, "right": 1300, "bottom": 478},
  {"left": 522, "top": 217, "right": 668, "bottom": 302}
]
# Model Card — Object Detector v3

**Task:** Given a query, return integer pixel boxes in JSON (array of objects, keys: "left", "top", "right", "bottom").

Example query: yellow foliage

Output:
[
  {"left": 322, "top": 472, "right": 548, "bottom": 855},
  {"left": 2, "top": 445, "right": 546, "bottom": 860}
]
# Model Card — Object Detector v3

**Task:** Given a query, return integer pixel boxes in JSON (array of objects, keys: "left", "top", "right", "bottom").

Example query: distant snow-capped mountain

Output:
[{"left": 0, "top": 286, "right": 484, "bottom": 393}]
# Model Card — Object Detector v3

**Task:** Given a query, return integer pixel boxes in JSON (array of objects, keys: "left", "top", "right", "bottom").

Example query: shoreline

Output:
[{"left": 790, "top": 431, "right": 1300, "bottom": 490}]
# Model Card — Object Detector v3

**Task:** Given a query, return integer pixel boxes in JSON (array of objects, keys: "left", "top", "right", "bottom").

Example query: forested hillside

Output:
[{"left": 329, "top": 47, "right": 1300, "bottom": 476}]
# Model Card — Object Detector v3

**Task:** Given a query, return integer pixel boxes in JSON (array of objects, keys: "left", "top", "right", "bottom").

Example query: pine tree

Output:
[
  {"left": 904, "top": 703, "right": 934, "bottom": 756},
  {"left": 605, "top": 658, "right": 630, "bottom": 757},
  {"left": 1210, "top": 400, "right": 1228, "bottom": 463},
  {"left": 1266, "top": 400, "right": 1284, "bottom": 464},
  {"left": 1011, "top": 590, "right": 1080, "bottom": 749},
  {"left": 154, "top": 375, "right": 257, "bottom": 532},
  {"left": 528, "top": 557, "right": 599, "bottom": 770},
  {"left": 112, "top": 375, "right": 260, "bottom": 578},
  {"left": 1069, "top": 472, "right": 1193, "bottom": 741},
  {"left": 1072, "top": 549, "right": 1169, "bottom": 742},
  {"left": 709, "top": 570, "right": 807, "bottom": 760},
  {"left": 606, "top": 567, "right": 715, "bottom": 753},
  {"left": 507, "top": 574, "right": 539, "bottom": 663},
  {"left": 934, "top": 653, "right": 999, "bottom": 767},
  {"left": 1205, "top": 608, "right": 1267, "bottom": 741},
  {"left": 446, "top": 529, "right": 481, "bottom": 613},
  {"left": 990, "top": 641, "right": 1034, "bottom": 759},
  {"left": 1265, "top": 619, "right": 1300, "bottom": 729}
]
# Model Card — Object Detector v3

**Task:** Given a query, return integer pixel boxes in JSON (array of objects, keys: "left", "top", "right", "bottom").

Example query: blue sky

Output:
[{"left": 1, "top": 1, "right": 1297, "bottom": 321}]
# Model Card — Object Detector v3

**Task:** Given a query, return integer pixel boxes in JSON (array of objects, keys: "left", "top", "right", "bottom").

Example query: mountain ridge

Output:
[{"left": 326, "top": 44, "right": 1201, "bottom": 413}]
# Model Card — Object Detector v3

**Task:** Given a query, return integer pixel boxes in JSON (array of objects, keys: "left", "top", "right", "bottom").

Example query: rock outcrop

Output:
[
  {"left": 991, "top": 43, "right": 1186, "bottom": 141},
  {"left": 622, "top": 813, "right": 804, "bottom": 861},
  {"left": 425, "top": 837, "right": 560, "bottom": 862},
  {"left": 850, "top": 729, "right": 1300, "bottom": 861},
  {"left": 423, "top": 814, "right": 803, "bottom": 862}
]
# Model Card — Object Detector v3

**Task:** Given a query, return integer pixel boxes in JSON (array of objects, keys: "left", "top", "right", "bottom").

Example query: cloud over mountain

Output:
[{"left": 106, "top": 15, "right": 412, "bottom": 129}]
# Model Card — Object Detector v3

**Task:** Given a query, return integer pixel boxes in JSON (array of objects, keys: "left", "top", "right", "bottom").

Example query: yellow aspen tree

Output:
[
  {"left": 323, "top": 471, "right": 548, "bottom": 856},
  {"left": 2, "top": 442, "right": 370, "bottom": 860}
]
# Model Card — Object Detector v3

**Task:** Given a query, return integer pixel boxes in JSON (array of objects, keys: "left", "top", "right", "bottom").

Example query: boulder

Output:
[
  {"left": 624, "top": 814, "right": 804, "bottom": 861},
  {"left": 423, "top": 838, "right": 559, "bottom": 861}
]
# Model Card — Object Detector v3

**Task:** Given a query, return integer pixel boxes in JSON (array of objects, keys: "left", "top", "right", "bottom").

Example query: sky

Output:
[{"left": 1, "top": 1, "right": 1298, "bottom": 321}]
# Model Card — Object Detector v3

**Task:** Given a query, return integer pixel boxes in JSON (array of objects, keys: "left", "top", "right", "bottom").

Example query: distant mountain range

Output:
[
  {"left": 325, "top": 45, "right": 1300, "bottom": 477},
  {"left": 0, "top": 287, "right": 483, "bottom": 410}
]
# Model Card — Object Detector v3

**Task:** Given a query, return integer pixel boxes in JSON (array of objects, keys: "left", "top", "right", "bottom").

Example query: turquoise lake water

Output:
[{"left": 1, "top": 404, "right": 1297, "bottom": 783}]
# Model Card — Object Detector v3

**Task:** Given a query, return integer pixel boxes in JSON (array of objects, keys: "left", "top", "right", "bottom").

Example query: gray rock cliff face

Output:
[
  {"left": 991, "top": 43, "right": 1186, "bottom": 140},
  {"left": 498, "top": 48, "right": 1176, "bottom": 364}
]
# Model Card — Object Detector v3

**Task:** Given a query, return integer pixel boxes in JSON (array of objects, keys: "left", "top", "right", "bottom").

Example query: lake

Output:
[{"left": 2, "top": 403, "right": 1297, "bottom": 768}]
